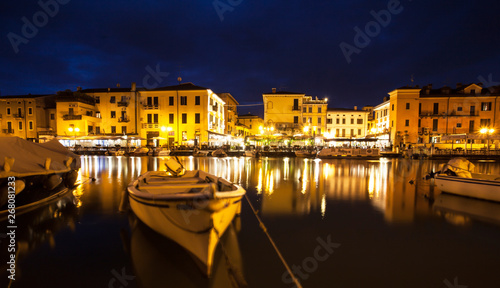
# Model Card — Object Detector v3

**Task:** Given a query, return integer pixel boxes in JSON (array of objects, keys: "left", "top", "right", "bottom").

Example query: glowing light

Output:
[
  {"left": 161, "top": 126, "right": 166, "bottom": 132},
  {"left": 480, "top": 128, "right": 488, "bottom": 134},
  {"left": 489, "top": 128, "right": 495, "bottom": 134}
]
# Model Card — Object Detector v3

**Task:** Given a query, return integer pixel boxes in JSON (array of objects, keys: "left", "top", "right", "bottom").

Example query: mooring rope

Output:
[{"left": 244, "top": 194, "right": 303, "bottom": 288}]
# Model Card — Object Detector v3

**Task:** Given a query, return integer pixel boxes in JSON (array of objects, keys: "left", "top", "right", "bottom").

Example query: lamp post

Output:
[
  {"left": 480, "top": 128, "right": 495, "bottom": 153},
  {"left": 68, "top": 127, "right": 80, "bottom": 148}
]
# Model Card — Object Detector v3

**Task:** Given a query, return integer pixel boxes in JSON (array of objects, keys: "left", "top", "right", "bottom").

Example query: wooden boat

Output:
[
  {"left": 193, "top": 150, "right": 210, "bottom": 157},
  {"left": 434, "top": 157, "right": 500, "bottom": 202},
  {"left": 294, "top": 150, "right": 317, "bottom": 158},
  {"left": 0, "top": 137, "right": 80, "bottom": 210},
  {"left": 317, "top": 147, "right": 380, "bottom": 159},
  {"left": 127, "top": 158, "right": 246, "bottom": 277},
  {"left": 211, "top": 149, "right": 227, "bottom": 157},
  {"left": 157, "top": 149, "right": 171, "bottom": 157}
]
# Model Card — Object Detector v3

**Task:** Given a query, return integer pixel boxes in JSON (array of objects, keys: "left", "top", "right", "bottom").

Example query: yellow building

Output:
[
  {"left": 373, "top": 83, "right": 500, "bottom": 148},
  {"left": 262, "top": 88, "right": 327, "bottom": 136},
  {"left": 325, "top": 107, "right": 369, "bottom": 138},
  {"left": 218, "top": 92, "right": 239, "bottom": 137},
  {"left": 0, "top": 94, "right": 57, "bottom": 141},
  {"left": 139, "top": 83, "right": 226, "bottom": 147},
  {"left": 82, "top": 83, "right": 139, "bottom": 135},
  {"left": 237, "top": 113, "right": 264, "bottom": 136},
  {"left": 55, "top": 91, "right": 102, "bottom": 138}
]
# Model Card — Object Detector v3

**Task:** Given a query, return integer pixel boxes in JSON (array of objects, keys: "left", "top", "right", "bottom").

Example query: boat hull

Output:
[{"left": 435, "top": 174, "right": 500, "bottom": 202}]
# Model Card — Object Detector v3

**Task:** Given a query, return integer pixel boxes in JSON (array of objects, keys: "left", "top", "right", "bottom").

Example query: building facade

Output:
[
  {"left": 237, "top": 113, "right": 264, "bottom": 136},
  {"left": 219, "top": 93, "right": 239, "bottom": 137},
  {"left": 325, "top": 107, "right": 369, "bottom": 138}
]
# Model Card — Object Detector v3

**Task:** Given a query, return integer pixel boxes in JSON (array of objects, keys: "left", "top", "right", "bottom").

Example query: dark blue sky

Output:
[{"left": 1, "top": 0, "right": 500, "bottom": 117}]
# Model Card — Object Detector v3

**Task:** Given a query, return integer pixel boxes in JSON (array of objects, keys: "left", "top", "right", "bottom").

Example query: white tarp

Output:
[
  {"left": 442, "top": 157, "right": 475, "bottom": 178},
  {"left": 0, "top": 137, "right": 81, "bottom": 178}
]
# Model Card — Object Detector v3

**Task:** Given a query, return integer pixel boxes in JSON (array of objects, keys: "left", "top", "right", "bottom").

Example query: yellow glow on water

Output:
[
  {"left": 321, "top": 193, "right": 326, "bottom": 218},
  {"left": 283, "top": 158, "right": 289, "bottom": 180},
  {"left": 266, "top": 170, "right": 274, "bottom": 195},
  {"left": 257, "top": 167, "right": 263, "bottom": 194},
  {"left": 323, "top": 163, "right": 330, "bottom": 180}
]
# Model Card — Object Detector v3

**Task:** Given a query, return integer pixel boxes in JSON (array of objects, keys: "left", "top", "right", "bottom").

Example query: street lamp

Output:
[
  {"left": 68, "top": 127, "right": 80, "bottom": 147},
  {"left": 480, "top": 128, "right": 495, "bottom": 153}
]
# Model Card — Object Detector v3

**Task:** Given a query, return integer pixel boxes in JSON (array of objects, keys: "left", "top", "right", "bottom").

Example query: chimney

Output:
[
  {"left": 131, "top": 82, "right": 136, "bottom": 92},
  {"left": 354, "top": 106, "right": 358, "bottom": 110},
  {"left": 116, "top": 83, "right": 120, "bottom": 88},
  {"left": 77, "top": 86, "right": 81, "bottom": 91},
  {"left": 272, "top": 88, "right": 276, "bottom": 93}
]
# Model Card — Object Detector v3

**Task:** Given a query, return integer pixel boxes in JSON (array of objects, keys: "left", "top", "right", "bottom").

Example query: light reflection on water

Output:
[{"left": 5, "top": 156, "right": 500, "bottom": 288}]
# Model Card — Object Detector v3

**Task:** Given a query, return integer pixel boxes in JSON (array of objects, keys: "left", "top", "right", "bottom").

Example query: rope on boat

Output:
[
  {"left": 213, "top": 226, "right": 248, "bottom": 288},
  {"left": 244, "top": 194, "right": 303, "bottom": 288}
]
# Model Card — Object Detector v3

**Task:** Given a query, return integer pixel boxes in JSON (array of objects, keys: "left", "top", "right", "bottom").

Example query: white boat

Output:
[
  {"left": 132, "top": 147, "right": 150, "bottom": 156},
  {"left": 107, "top": 148, "right": 125, "bottom": 156},
  {"left": 434, "top": 157, "right": 500, "bottom": 202},
  {"left": 211, "top": 149, "right": 227, "bottom": 157},
  {"left": 127, "top": 158, "right": 246, "bottom": 277},
  {"left": 193, "top": 150, "right": 210, "bottom": 157},
  {"left": 294, "top": 150, "right": 317, "bottom": 158},
  {"left": 157, "top": 149, "right": 171, "bottom": 157},
  {"left": 317, "top": 147, "right": 380, "bottom": 159},
  {"left": 0, "top": 137, "right": 80, "bottom": 209}
]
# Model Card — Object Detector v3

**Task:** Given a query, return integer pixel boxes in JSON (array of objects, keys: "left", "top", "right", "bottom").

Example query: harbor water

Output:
[{"left": 2, "top": 156, "right": 500, "bottom": 287}]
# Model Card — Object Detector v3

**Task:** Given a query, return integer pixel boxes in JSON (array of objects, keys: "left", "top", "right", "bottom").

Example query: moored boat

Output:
[
  {"left": 211, "top": 149, "right": 227, "bottom": 157},
  {"left": 317, "top": 147, "right": 380, "bottom": 159},
  {"left": 294, "top": 150, "right": 317, "bottom": 158},
  {"left": 157, "top": 149, "right": 171, "bottom": 157},
  {"left": 126, "top": 158, "right": 246, "bottom": 277},
  {"left": 434, "top": 158, "right": 500, "bottom": 202},
  {"left": 193, "top": 150, "right": 210, "bottom": 157},
  {"left": 132, "top": 147, "right": 150, "bottom": 156},
  {"left": 244, "top": 150, "right": 259, "bottom": 157}
]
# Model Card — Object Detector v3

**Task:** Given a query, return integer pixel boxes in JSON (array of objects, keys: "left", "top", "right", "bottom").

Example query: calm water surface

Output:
[{"left": 2, "top": 156, "right": 500, "bottom": 288}]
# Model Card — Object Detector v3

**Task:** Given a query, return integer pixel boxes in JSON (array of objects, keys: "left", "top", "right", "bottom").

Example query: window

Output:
[
  {"left": 480, "top": 119, "right": 491, "bottom": 127},
  {"left": 457, "top": 123, "right": 462, "bottom": 128},
  {"left": 308, "top": 117, "right": 312, "bottom": 123},
  {"left": 405, "top": 119, "right": 409, "bottom": 126},
  {"left": 357, "top": 119, "right": 363, "bottom": 124},
  {"left": 406, "top": 103, "right": 410, "bottom": 110},
  {"left": 293, "top": 99, "right": 299, "bottom": 110},
  {"left": 111, "top": 126, "right": 116, "bottom": 133},
  {"left": 195, "top": 96, "right": 200, "bottom": 105},
  {"left": 122, "top": 126, "right": 127, "bottom": 134},
  {"left": 351, "top": 129, "right": 354, "bottom": 136},
  {"left": 111, "top": 111, "right": 116, "bottom": 118},
  {"left": 471, "top": 89, "right": 476, "bottom": 95},
  {"left": 267, "top": 101, "right": 273, "bottom": 110},
  {"left": 169, "top": 97, "right": 174, "bottom": 106},
  {"left": 17, "top": 108, "right": 22, "bottom": 116},
  {"left": 308, "top": 107, "right": 312, "bottom": 113},
  {"left": 147, "top": 97, "right": 152, "bottom": 106},
  {"left": 28, "top": 107, "right": 33, "bottom": 115},
  {"left": 432, "top": 119, "right": 438, "bottom": 131},
  {"left": 294, "top": 116, "right": 298, "bottom": 124},
  {"left": 147, "top": 114, "right": 152, "bottom": 123},
  {"left": 96, "top": 96, "right": 100, "bottom": 103},
  {"left": 433, "top": 103, "right": 439, "bottom": 114},
  {"left": 469, "top": 120, "right": 475, "bottom": 133},
  {"left": 350, "top": 119, "right": 354, "bottom": 124},
  {"left": 342, "top": 119, "right": 346, "bottom": 124},
  {"left": 481, "top": 102, "right": 492, "bottom": 111},
  {"left": 182, "top": 131, "right": 187, "bottom": 141},
  {"left": 358, "top": 129, "right": 361, "bottom": 135},
  {"left": 392, "top": 104, "right": 394, "bottom": 111},
  {"left": 336, "top": 129, "right": 340, "bottom": 136},
  {"left": 29, "top": 121, "right": 33, "bottom": 130},
  {"left": 303, "top": 107, "right": 307, "bottom": 113},
  {"left": 336, "top": 118, "right": 340, "bottom": 124},
  {"left": 50, "top": 113, "right": 55, "bottom": 120},
  {"left": 419, "top": 103, "right": 422, "bottom": 114},
  {"left": 318, "top": 107, "right": 322, "bottom": 113},
  {"left": 154, "top": 114, "right": 158, "bottom": 124},
  {"left": 181, "top": 96, "right": 187, "bottom": 105},
  {"left": 457, "top": 106, "right": 462, "bottom": 112},
  {"left": 470, "top": 105, "right": 476, "bottom": 116},
  {"left": 7, "top": 108, "right": 11, "bottom": 115},
  {"left": 169, "top": 114, "right": 174, "bottom": 124},
  {"left": 303, "top": 117, "right": 306, "bottom": 123},
  {"left": 342, "top": 129, "right": 345, "bottom": 137},
  {"left": 182, "top": 113, "right": 187, "bottom": 124},
  {"left": 195, "top": 113, "right": 200, "bottom": 124},
  {"left": 418, "top": 119, "right": 421, "bottom": 128},
  {"left": 88, "top": 125, "right": 93, "bottom": 134},
  {"left": 153, "top": 97, "right": 158, "bottom": 107},
  {"left": 110, "top": 96, "right": 116, "bottom": 103},
  {"left": 18, "top": 122, "right": 22, "bottom": 130},
  {"left": 318, "top": 117, "right": 321, "bottom": 124}
]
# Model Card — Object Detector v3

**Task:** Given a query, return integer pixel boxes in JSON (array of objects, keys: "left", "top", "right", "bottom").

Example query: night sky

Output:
[{"left": 1, "top": 0, "right": 500, "bottom": 117}]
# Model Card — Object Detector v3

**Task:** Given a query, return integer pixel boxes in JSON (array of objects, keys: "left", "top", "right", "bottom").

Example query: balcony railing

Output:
[
  {"left": 292, "top": 106, "right": 300, "bottom": 111},
  {"left": 13, "top": 113, "right": 24, "bottom": 118},
  {"left": 142, "top": 123, "right": 159, "bottom": 129},
  {"left": 143, "top": 105, "right": 159, "bottom": 110},
  {"left": 117, "top": 101, "right": 129, "bottom": 107},
  {"left": 2, "top": 129, "right": 14, "bottom": 134},
  {"left": 63, "top": 114, "right": 83, "bottom": 120},
  {"left": 118, "top": 116, "right": 130, "bottom": 122},
  {"left": 419, "top": 111, "right": 479, "bottom": 117}
]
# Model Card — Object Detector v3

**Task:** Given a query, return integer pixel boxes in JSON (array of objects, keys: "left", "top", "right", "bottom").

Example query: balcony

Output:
[
  {"left": 142, "top": 123, "right": 159, "bottom": 129},
  {"left": 63, "top": 114, "right": 83, "bottom": 120},
  {"left": 13, "top": 113, "right": 24, "bottom": 119},
  {"left": 143, "top": 105, "right": 159, "bottom": 110},
  {"left": 117, "top": 100, "right": 129, "bottom": 107},
  {"left": 118, "top": 116, "right": 130, "bottom": 123},
  {"left": 419, "top": 111, "right": 479, "bottom": 118},
  {"left": 292, "top": 106, "right": 300, "bottom": 111},
  {"left": 2, "top": 129, "right": 14, "bottom": 134}
]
